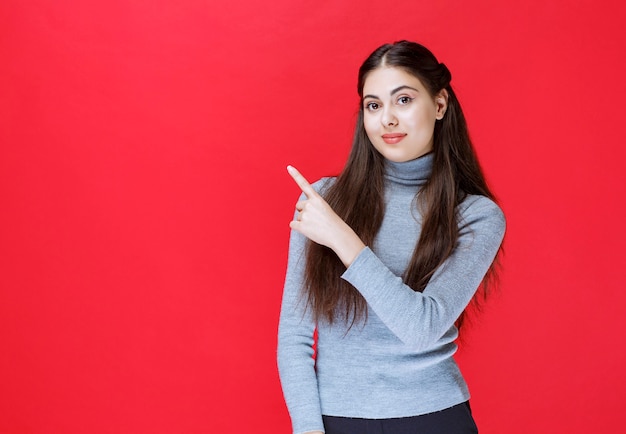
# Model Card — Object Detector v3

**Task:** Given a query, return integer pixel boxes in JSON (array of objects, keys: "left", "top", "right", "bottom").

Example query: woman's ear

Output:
[{"left": 435, "top": 89, "right": 449, "bottom": 120}]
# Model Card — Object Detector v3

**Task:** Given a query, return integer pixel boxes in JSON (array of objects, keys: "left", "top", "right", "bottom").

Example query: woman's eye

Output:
[
  {"left": 365, "top": 102, "right": 379, "bottom": 111},
  {"left": 398, "top": 96, "right": 413, "bottom": 105}
]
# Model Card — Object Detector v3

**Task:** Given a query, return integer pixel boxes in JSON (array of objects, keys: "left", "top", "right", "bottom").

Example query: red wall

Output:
[{"left": 1, "top": 1, "right": 625, "bottom": 432}]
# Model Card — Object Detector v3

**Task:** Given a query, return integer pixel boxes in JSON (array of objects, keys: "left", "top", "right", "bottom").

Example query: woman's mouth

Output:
[{"left": 382, "top": 133, "right": 406, "bottom": 144}]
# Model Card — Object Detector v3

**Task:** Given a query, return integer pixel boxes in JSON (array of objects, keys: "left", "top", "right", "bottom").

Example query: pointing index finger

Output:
[{"left": 287, "top": 165, "right": 317, "bottom": 198}]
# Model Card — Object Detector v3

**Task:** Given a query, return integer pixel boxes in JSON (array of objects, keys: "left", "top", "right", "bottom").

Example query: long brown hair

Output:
[{"left": 303, "top": 41, "right": 500, "bottom": 330}]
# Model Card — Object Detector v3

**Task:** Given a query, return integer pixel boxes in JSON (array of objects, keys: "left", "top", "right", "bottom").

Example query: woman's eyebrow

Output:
[
  {"left": 391, "top": 85, "right": 418, "bottom": 95},
  {"left": 363, "top": 85, "right": 419, "bottom": 100}
]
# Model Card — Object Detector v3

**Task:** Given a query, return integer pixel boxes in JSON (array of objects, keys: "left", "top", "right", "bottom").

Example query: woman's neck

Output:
[{"left": 384, "top": 152, "right": 433, "bottom": 186}]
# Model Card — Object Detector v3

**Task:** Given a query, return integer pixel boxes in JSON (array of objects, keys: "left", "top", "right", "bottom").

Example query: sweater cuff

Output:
[
  {"left": 288, "top": 402, "right": 325, "bottom": 434},
  {"left": 341, "top": 246, "right": 377, "bottom": 290}
]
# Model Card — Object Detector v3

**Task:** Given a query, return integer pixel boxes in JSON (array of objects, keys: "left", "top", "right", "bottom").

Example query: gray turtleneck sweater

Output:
[{"left": 277, "top": 153, "right": 506, "bottom": 434}]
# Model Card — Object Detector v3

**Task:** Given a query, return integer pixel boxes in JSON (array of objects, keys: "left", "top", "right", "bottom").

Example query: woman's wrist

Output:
[{"left": 332, "top": 225, "right": 366, "bottom": 268}]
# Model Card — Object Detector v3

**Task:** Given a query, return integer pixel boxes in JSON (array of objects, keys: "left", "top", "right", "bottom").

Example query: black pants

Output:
[{"left": 322, "top": 402, "right": 478, "bottom": 434}]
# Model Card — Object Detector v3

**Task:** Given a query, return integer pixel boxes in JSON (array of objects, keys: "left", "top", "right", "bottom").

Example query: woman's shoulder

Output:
[
  {"left": 458, "top": 194, "right": 506, "bottom": 231},
  {"left": 311, "top": 176, "right": 337, "bottom": 194}
]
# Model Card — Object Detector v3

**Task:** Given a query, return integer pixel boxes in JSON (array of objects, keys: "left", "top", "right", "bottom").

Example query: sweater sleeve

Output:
[
  {"left": 341, "top": 196, "right": 506, "bottom": 351},
  {"left": 277, "top": 188, "right": 327, "bottom": 434}
]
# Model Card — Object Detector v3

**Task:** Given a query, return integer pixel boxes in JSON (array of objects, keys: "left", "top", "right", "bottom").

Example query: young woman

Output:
[{"left": 278, "top": 40, "right": 505, "bottom": 434}]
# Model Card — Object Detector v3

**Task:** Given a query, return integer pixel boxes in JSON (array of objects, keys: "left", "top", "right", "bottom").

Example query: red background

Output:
[{"left": 1, "top": 1, "right": 625, "bottom": 433}]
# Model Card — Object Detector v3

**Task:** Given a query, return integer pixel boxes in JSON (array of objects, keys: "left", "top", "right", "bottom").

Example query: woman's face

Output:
[{"left": 362, "top": 66, "right": 447, "bottom": 163}]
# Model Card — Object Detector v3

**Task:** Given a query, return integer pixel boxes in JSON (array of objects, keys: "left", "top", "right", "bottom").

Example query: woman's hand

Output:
[{"left": 287, "top": 165, "right": 365, "bottom": 267}]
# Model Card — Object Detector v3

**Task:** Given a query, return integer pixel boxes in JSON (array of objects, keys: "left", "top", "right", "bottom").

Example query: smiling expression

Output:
[{"left": 362, "top": 67, "right": 447, "bottom": 163}]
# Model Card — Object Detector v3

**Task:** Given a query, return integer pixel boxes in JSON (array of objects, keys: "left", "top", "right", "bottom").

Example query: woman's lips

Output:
[{"left": 382, "top": 133, "right": 406, "bottom": 144}]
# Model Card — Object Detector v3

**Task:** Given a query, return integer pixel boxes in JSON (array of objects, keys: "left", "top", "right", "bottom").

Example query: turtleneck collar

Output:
[{"left": 384, "top": 152, "right": 433, "bottom": 186}]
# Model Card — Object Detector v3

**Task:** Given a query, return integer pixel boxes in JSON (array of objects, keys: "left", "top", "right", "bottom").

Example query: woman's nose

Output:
[{"left": 381, "top": 108, "right": 398, "bottom": 127}]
